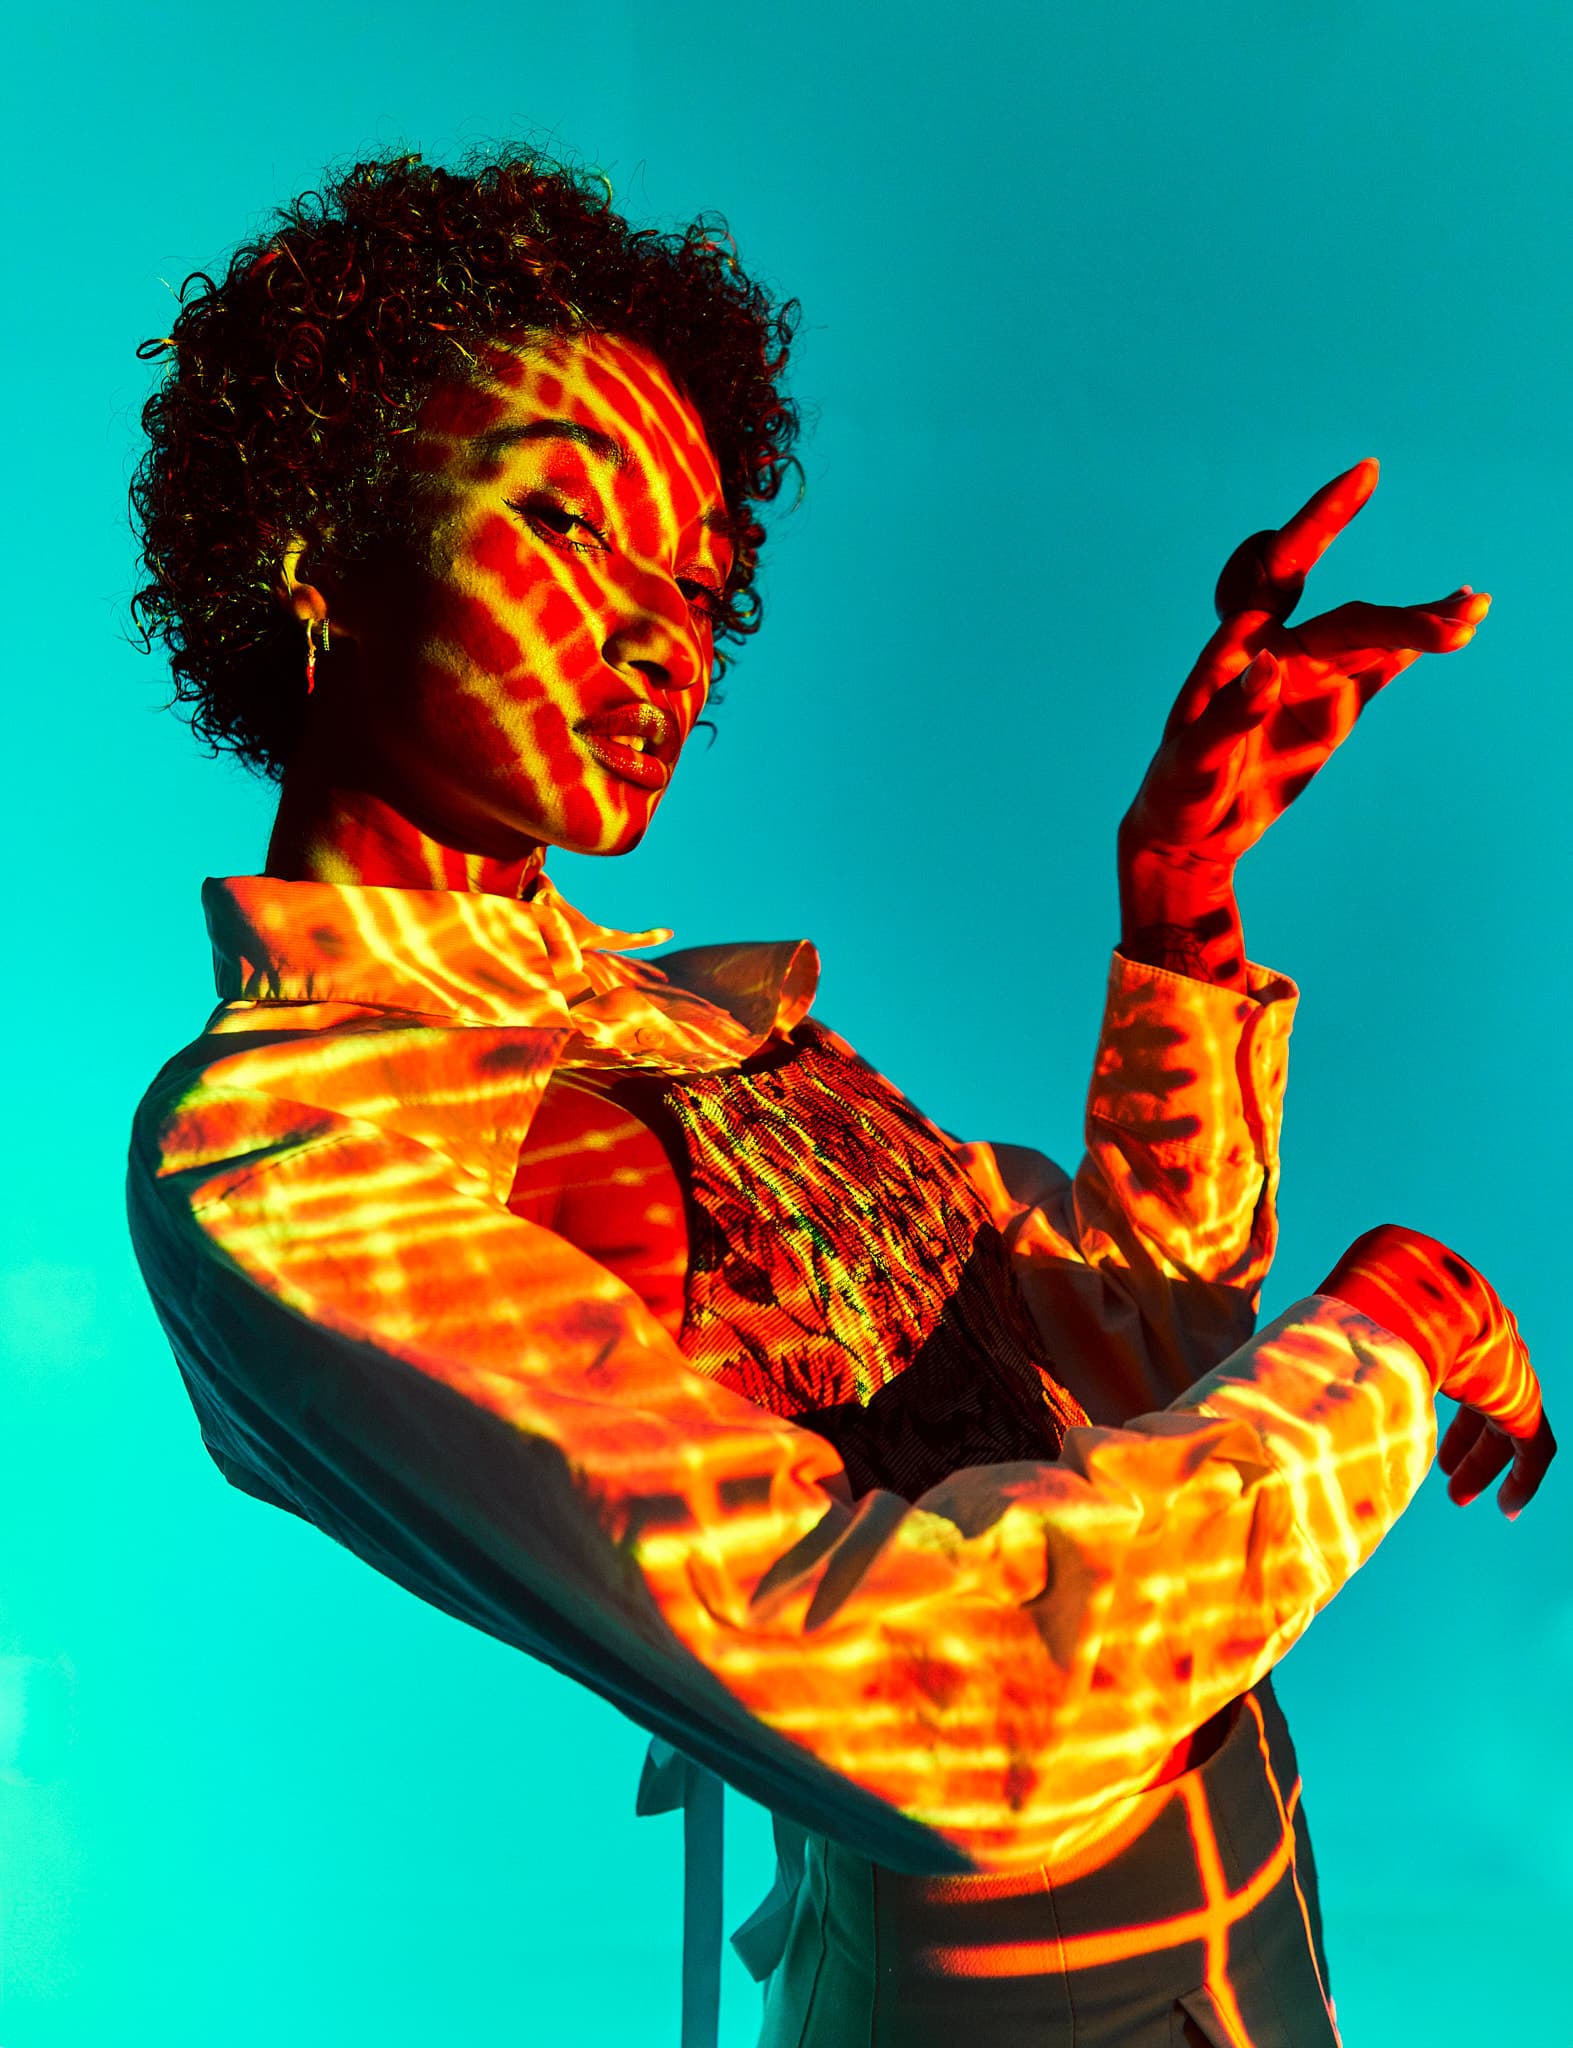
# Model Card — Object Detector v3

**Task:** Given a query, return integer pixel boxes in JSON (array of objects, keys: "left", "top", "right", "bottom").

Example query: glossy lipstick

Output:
[{"left": 576, "top": 701, "right": 677, "bottom": 791}]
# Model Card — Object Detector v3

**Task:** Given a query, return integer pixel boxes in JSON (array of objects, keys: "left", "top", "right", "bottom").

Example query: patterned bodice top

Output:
[{"left": 607, "top": 1019, "right": 1089, "bottom": 1503}]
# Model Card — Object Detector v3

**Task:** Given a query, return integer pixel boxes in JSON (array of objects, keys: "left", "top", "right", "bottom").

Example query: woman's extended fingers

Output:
[
  {"left": 1268, "top": 456, "right": 1381, "bottom": 582},
  {"left": 1439, "top": 1403, "right": 1488, "bottom": 1475},
  {"left": 1251, "top": 593, "right": 1486, "bottom": 747},
  {"left": 1441, "top": 1409, "right": 1516, "bottom": 1504},
  {"left": 1439, "top": 1404, "right": 1557, "bottom": 1518},
  {"left": 1500, "top": 1413, "right": 1558, "bottom": 1519},
  {"left": 1171, "top": 587, "right": 1484, "bottom": 738},
  {"left": 1165, "top": 465, "right": 1490, "bottom": 790},
  {"left": 1213, "top": 457, "right": 1381, "bottom": 621},
  {"left": 1290, "top": 591, "right": 1491, "bottom": 664}
]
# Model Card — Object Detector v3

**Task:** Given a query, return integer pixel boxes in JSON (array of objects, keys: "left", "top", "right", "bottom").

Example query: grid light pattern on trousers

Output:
[{"left": 754, "top": 1679, "right": 1337, "bottom": 2047}]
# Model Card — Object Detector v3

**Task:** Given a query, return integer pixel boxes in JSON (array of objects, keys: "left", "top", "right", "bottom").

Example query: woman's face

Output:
[{"left": 336, "top": 328, "right": 733, "bottom": 859}]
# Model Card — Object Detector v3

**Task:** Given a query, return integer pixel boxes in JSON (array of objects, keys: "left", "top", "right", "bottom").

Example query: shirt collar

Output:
[{"left": 203, "top": 873, "right": 820, "bottom": 1070}]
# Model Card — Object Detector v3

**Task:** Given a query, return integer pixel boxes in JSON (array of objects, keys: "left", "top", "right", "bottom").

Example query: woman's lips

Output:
[
  {"left": 576, "top": 701, "right": 677, "bottom": 791},
  {"left": 578, "top": 729, "right": 672, "bottom": 791}
]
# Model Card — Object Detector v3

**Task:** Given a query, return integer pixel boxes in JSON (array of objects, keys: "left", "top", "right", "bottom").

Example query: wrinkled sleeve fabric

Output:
[
  {"left": 951, "top": 951, "right": 1299, "bottom": 1425},
  {"left": 128, "top": 999, "right": 1432, "bottom": 1880}
]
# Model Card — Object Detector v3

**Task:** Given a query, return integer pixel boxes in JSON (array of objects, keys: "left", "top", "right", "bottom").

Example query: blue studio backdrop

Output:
[{"left": 2, "top": 3, "right": 1569, "bottom": 2043}]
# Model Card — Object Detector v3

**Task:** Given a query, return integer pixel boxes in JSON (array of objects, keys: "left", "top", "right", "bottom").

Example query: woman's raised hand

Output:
[{"left": 1120, "top": 457, "right": 1490, "bottom": 876}]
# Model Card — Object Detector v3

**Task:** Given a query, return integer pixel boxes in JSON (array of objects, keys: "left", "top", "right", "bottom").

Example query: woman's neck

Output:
[{"left": 265, "top": 770, "right": 546, "bottom": 899}]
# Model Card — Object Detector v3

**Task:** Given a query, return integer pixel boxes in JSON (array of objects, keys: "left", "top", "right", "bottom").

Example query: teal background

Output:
[{"left": 3, "top": 2, "right": 1570, "bottom": 2041}]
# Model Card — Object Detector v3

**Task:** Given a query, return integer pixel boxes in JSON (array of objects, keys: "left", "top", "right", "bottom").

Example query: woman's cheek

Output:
[
  {"left": 516, "top": 590, "right": 603, "bottom": 699},
  {"left": 445, "top": 590, "right": 529, "bottom": 679},
  {"left": 516, "top": 695, "right": 577, "bottom": 786},
  {"left": 468, "top": 514, "right": 604, "bottom": 669},
  {"left": 521, "top": 696, "right": 628, "bottom": 851}
]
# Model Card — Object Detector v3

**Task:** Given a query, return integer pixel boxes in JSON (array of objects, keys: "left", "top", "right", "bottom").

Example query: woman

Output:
[{"left": 125, "top": 149, "right": 1553, "bottom": 2048}]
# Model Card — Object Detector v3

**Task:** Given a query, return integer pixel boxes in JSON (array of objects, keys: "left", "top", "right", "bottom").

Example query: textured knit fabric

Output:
[
  {"left": 603, "top": 1021, "right": 1089, "bottom": 1501},
  {"left": 126, "top": 874, "right": 1438, "bottom": 1898}
]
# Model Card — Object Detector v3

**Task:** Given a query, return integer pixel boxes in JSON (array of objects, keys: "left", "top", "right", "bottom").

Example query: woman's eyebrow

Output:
[
  {"left": 477, "top": 415, "right": 734, "bottom": 544},
  {"left": 474, "top": 418, "right": 630, "bottom": 468}
]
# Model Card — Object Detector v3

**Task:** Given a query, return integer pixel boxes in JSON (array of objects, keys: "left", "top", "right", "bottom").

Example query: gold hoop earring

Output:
[{"left": 304, "top": 615, "right": 330, "bottom": 694}]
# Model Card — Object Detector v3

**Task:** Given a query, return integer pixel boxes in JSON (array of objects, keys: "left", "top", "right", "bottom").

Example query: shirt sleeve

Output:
[
  {"left": 950, "top": 950, "right": 1299, "bottom": 1424},
  {"left": 127, "top": 1019, "right": 1431, "bottom": 1881}
]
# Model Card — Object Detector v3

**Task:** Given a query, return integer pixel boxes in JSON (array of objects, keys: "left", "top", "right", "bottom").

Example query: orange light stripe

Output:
[
  {"left": 1179, "top": 1774, "right": 1254, "bottom": 2046},
  {"left": 921, "top": 1816, "right": 1293, "bottom": 1977},
  {"left": 1246, "top": 1690, "right": 1341, "bottom": 2042}
]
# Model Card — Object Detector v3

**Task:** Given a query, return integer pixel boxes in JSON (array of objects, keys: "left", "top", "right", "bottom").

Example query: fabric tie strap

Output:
[{"left": 635, "top": 1736, "right": 810, "bottom": 2047}]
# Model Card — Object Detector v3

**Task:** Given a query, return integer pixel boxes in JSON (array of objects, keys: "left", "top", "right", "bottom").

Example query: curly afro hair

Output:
[{"left": 129, "top": 146, "right": 803, "bottom": 781}]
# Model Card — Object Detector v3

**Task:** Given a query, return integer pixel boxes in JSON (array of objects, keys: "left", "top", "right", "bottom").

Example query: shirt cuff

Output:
[{"left": 1090, "top": 949, "right": 1299, "bottom": 1152}]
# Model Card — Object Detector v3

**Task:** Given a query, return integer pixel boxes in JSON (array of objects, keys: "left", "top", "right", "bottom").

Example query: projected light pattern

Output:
[
  {"left": 760, "top": 1683, "right": 1338, "bottom": 2045},
  {"left": 129, "top": 870, "right": 1437, "bottom": 1923},
  {"left": 341, "top": 328, "right": 731, "bottom": 873}
]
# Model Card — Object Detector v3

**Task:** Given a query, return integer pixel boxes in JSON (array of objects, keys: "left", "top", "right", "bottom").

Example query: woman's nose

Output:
[{"left": 603, "top": 575, "right": 706, "bottom": 693}]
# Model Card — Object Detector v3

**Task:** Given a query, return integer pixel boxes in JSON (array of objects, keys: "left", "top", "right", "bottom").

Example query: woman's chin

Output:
[{"left": 539, "top": 817, "right": 653, "bottom": 861}]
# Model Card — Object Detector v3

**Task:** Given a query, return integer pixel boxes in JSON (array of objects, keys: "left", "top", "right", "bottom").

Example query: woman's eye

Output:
[
  {"left": 679, "top": 578, "right": 724, "bottom": 622},
  {"left": 511, "top": 497, "right": 722, "bottom": 622},
  {"left": 510, "top": 496, "right": 606, "bottom": 552}
]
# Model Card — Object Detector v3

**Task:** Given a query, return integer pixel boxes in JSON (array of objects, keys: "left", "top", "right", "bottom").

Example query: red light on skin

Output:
[{"left": 266, "top": 329, "right": 734, "bottom": 898}]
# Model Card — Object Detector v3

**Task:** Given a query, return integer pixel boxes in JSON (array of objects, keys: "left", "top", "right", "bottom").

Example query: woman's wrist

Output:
[{"left": 1117, "top": 844, "right": 1247, "bottom": 990}]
